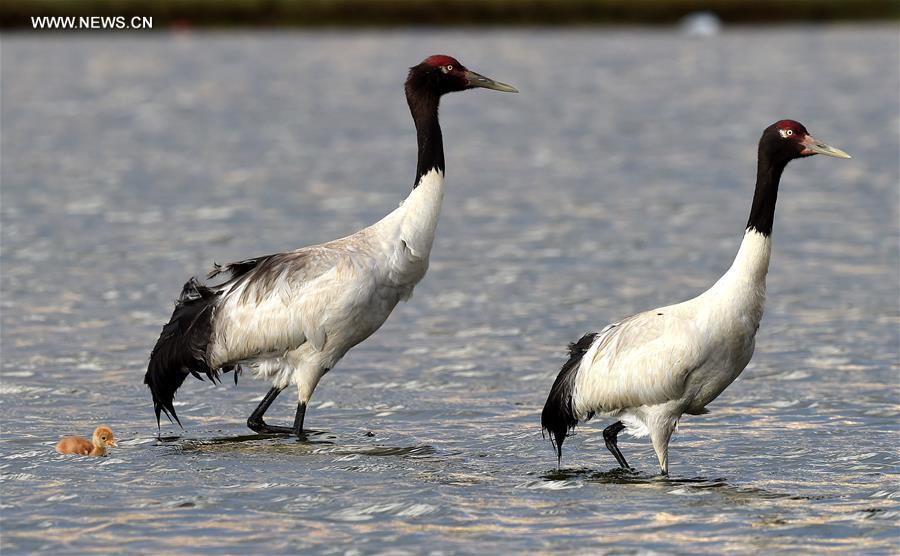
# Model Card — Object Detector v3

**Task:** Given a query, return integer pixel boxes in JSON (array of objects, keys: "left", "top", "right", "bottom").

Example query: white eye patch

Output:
[{"left": 778, "top": 129, "right": 794, "bottom": 138}]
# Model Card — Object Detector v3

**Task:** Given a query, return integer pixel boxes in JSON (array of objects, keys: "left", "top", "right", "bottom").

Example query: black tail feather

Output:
[
  {"left": 207, "top": 255, "right": 271, "bottom": 282},
  {"left": 144, "top": 278, "right": 220, "bottom": 428},
  {"left": 541, "top": 332, "right": 597, "bottom": 463}
]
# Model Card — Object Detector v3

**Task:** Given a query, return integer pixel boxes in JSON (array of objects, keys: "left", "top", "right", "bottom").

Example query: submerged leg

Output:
[
  {"left": 650, "top": 420, "right": 676, "bottom": 476},
  {"left": 291, "top": 402, "right": 307, "bottom": 439},
  {"left": 288, "top": 366, "right": 325, "bottom": 439},
  {"left": 247, "top": 386, "right": 295, "bottom": 434},
  {"left": 603, "top": 421, "right": 631, "bottom": 470}
]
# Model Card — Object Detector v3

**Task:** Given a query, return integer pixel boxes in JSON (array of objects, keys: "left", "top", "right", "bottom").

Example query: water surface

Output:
[{"left": 2, "top": 28, "right": 898, "bottom": 554}]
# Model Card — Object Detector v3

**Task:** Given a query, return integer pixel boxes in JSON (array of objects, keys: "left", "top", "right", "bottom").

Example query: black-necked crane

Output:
[
  {"left": 145, "top": 55, "right": 517, "bottom": 438},
  {"left": 542, "top": 120, "right": 850, "bottom": 475}
]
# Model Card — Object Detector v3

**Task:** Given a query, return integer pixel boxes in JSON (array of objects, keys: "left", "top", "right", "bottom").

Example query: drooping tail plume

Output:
[
  {"left": 144, "top": 278, "right": 219, "bottom": 427},
  {"left": 541, "top": 332, "right": 597, "bottom": 463}
]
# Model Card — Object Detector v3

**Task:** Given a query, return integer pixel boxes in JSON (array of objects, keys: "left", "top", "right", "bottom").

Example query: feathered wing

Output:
[
  {"left": 542, "top": 308, "right": 707, "bottom": 459},
  {"left": 144, "top": 245, "right": 351, "bottom": 426},
  {"left": 207, "top": 245, "right": 355, "bottom": 367},
  {"left": 572, "top": 312, "right": 706, "bottom": 418}
]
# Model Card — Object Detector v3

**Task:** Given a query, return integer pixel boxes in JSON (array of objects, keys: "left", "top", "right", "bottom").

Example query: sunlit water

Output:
[{"left": 1, "top": 28, "right": 898, "bottom": 554}]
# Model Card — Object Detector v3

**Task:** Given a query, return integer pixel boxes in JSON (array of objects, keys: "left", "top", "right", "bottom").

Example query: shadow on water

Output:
[
  {"left": 205, "top": 429, "right": 332, "bottom": 444},
  {"left": 334, "top": 445, "right": 438, "bottom": 457},
  {"left": 543, "top": 466, "right": 647, "bottom": 484},
  {"left": 154, "top": 428, "right": 332, "bottom": 444},
  {"left": 155, "top": 434, "right": 184, "bottom": 443},
  {"left": 541, "top": 466, "right": 798, "bottom": 500},
  {"left": 153, "top": 429, "right": 334, "bottom": 455},
  {"left": 155, "top": 430, "right": 438, "bottom": 459}
]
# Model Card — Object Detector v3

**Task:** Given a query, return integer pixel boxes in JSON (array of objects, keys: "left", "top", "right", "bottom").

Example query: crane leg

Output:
[
  {"left": 247, "top": 386, "right": 295, "bottom": 435},
  {"left": 247, "top": 387, "right": 308, "bottom": 438},
  {"left": 292, "top": 402, "right": 306, "bottom": 438},
  {"left": 603, "top": 421, "right": 631, "bottom": 469}
]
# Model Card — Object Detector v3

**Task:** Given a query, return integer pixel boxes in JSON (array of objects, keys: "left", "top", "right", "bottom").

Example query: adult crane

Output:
[
  {"left": 146, "top": 55, "right": 517, "bottom": 438},
  {"left": 542, "top": 120, "right": 850, "bottom": 474}
]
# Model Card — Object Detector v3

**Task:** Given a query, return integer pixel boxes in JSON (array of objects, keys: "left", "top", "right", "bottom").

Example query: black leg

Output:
[
  {"left": 603, "top": 421, "right": 631, "bottom": 470},
  {"left": 292, "top": 402, "right": 307, "bottom": 439},
  {"left": 247, "top": 386, "right": 295, "bottom": 434}
]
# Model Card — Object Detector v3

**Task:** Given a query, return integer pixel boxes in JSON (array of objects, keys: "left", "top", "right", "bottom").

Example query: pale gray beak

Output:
[
  {"left": 801, "top": 135, "right": 852, "bottom": 159},
  {"left": 464, "top": 70, "right": 518, "bottom": 93}
]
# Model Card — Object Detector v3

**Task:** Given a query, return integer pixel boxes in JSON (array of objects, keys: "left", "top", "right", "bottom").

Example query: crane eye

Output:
[
  {"left": 442, "top": 65, "right": 453, "bottom": 73},
  {"left": 778, "top": 128, "right": 794, "bottom": 138}
]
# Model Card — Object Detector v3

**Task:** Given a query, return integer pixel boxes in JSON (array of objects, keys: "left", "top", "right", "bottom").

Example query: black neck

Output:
[
  {"left": 406, "top": 89, "right": 444, "bottom": 188},
  {"left": 746, "top": 150, "right": 787, "bottom": 237}
]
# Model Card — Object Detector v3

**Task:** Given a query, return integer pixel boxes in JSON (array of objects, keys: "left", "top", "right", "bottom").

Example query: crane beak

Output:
[
  {"left": 800, "top": 135, "right": 852, "bottom": 159},
  {"left": 464, "top": 70, "right": 518, "bottom": 93}
]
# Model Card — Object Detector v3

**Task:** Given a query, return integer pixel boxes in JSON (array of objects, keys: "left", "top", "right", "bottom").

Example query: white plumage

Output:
[
  {"left": 571, "top": 230, "right": 768, "bottom": 472},
  {"left": 542, "top": 119, "right": 850, "bottom": 474},
  {"left": 145, "top": 56, "right": 517, "bottom": 436},
  {"left": 210, "top": 169, "right": 445, "bottom": 398}
]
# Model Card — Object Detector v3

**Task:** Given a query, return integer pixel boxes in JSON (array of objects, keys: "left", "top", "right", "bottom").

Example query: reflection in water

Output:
[{"left": 1, "top": 28, "right": 898, "bottom": 554}]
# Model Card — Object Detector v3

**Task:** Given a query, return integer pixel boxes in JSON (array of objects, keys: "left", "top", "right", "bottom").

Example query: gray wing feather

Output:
[
  {"left": 574, "top": 310, "right": 706, "bottom": 414},
  {"left": 207, "top": 246, "right": 348, "bottom": 367}
]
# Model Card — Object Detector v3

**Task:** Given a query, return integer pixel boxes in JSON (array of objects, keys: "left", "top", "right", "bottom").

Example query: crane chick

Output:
[{"left": 55, "top": 426, "right": 117, "bottom": 457}]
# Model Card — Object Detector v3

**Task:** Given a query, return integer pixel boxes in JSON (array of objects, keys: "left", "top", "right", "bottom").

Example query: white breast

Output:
[
  {"left": 370, "top": 168, "right": 445, "bottom": 294},
  {"left": 681, "top": 229, "right": 772, "bottom": 410}
]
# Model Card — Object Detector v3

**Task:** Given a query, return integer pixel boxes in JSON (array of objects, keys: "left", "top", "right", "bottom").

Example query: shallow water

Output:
[{"left": 1, "top": 28, "right": 898, "bottom": 554}]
